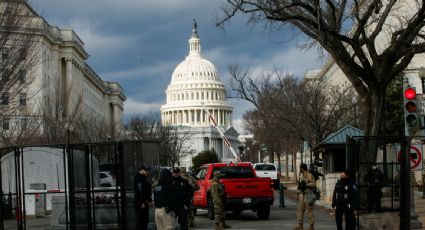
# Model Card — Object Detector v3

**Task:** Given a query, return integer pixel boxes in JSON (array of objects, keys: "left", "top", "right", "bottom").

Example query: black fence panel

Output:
[{"left": 0, "top": 141, "right": 160, "bottom": 230}]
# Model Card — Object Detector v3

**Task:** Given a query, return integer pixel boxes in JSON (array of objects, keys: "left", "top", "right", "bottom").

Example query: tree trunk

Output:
[{"left": 360, "top": 91, "right": 386, "bottom": 164}]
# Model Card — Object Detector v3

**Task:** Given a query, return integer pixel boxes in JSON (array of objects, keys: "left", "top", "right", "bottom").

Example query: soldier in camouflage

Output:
[
  {"left": 210, "top": 171, "right": 231, "bottom": 230},
  {"left": 294, "top": 163, "right": 316, "bottom": 230},
  {"left": 180, "top": 167, "right": 200, "bottom": 228}
]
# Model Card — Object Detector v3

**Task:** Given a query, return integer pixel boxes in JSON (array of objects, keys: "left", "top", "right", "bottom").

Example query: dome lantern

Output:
[{"left": 189, "top": 19, "right": 201, "bottom": 56}]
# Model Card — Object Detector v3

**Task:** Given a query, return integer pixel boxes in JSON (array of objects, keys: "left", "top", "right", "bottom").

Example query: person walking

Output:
[
  {"left": 134, "top": 165, "right": 153, "bottom": 230},
  {"left": 171, "top": 167, "right": 194, "bottom": 230},
  {"left": 210, "top": 171, "right": 231, "bottom": 230},
  {"left": 364, "top": 163, "right": 384, "bottom": 212},
  {"left": 154, "top": 168, "right": 178, "bottom": 230},
  {"left": 180, "top": 167, "right": 200, "bottom": 228},
  {"left": 332, "top": 170, "right": 359, "bottom": 230},
  {"left": 294, "top": 163, "right": 316, "bottom": 230}
]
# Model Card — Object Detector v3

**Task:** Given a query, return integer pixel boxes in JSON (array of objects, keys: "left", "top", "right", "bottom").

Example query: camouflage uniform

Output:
[
  {"left": 210, "top": 173, "right": 231, "bottom": 230},
  {"left": 181, "top": 171, "right": 199, "bottom": 227},
  {"left": 294, "top": 169, "right": 316, "bottom": 230}
]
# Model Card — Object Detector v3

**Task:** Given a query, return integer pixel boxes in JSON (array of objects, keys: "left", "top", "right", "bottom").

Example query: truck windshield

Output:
[
  {"left": 213, "top": 166, "right": 255, "bottom": 179},
  {"left": 255, "top": 165, "right": 276, "bottom": 171}
]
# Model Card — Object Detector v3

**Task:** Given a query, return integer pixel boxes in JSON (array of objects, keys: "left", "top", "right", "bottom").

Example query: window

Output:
[
  {"left": 255, "top": 164, "right": 276, "bottom": 171},
  {"left": 1, "top": 47, "right": 8, "bottom": 64},
  {"left": 196, "top": 168, "right": 207, "bottom": 180},
  {"left": 212, "top": 166, "right": 255, "bottom": 179},
  {"left": 19, "top": 93, "right": 26, "bottom": 106},
  {"left": 19, "top": 70, "right": 26, "bottom": 83},
  {"left": 1, "top": 92, "right": 8, "bottom": 105},
  {"left": 2, "top": 117, "right": 9, "bottom": 130}
]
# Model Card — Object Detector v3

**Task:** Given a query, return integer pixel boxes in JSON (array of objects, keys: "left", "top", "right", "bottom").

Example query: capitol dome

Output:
[{"left": 161, "top": 20, "right": 233, "bottom": 128}]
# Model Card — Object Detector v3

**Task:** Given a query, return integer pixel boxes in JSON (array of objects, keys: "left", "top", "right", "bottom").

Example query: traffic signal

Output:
[{"left": 403, "top": 86, "right": 418, "bottom": 132}]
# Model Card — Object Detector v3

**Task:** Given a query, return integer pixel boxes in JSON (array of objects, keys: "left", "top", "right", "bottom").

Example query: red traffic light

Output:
[{"left": 404, "top": 87, "right": 416, "bottom": 100}]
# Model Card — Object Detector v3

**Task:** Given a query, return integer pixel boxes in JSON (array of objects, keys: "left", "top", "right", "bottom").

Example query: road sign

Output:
[
  {"left": 417, "top": 94, "right": 425, "bottom": 115},
  {"left": 397, "top": 145, "right": 422, "bottom": 170}
]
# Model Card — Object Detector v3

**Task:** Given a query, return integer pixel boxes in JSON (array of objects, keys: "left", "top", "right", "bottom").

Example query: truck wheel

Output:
[
  {"left": 257, "top": 205, "right": 270, "bottom": 220},
  {"left": 232, "top": 209, "right": 242, "bottom": 217},
  {"left": 207, "top": 197, "right": 215, "bottom": 220}
]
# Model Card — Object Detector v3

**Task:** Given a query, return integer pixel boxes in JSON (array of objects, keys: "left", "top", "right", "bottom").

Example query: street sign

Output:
[{"left": 397, "top": 145, "right": 422, "bottom": 170}]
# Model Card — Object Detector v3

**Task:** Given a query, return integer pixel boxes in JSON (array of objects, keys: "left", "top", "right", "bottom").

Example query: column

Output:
[
  {"left": 201, "top": 109, "right": 204, "bottom": 125},
  {"left": 218, "top": 110, "right": 222, "bottom": 126}
]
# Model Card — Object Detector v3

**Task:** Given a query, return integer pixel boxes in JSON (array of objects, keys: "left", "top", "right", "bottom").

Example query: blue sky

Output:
[{"left": 31, "top": 0, "right": 326, "bottom": 134}]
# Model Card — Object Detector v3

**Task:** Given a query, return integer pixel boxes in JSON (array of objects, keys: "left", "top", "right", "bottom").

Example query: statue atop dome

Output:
[{"left": 191, "top": 18, "right": 198, "bottom": 38}]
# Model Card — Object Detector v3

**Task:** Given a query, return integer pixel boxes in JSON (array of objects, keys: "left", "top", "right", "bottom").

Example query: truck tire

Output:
[
  {"left": 257, "top": 205, "right": 270, "bottom": 220},
  {"left": 232, "top": 209, "right": 242, "bottom": 217},
  {"left": 207, "top": 197, "right": 215, "bottom": 220}
]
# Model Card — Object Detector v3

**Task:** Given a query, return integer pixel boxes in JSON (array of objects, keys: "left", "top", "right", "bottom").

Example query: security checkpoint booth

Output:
[{"left": 314, "top": 125, "right": 364, "bottom": 202}]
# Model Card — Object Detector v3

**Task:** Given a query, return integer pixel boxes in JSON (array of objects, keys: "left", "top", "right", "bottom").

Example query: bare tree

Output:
[
  {"left": 231, "top": 64, "right": 354, "bottom": 177},
  {"left": 39, "top": 74, "right": 84, "bottom": 144},
  {"left": 125, "top": 113, "right": 191, "bottom": 166},
  {"left": 219, "top": 0, "right": 425, "bottom": 161},
  {"left": 0, "top": 1, "right": 40, "bottom": 146}
]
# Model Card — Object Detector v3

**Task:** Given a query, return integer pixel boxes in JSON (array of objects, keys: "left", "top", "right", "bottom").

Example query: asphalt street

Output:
[{"left": 191, "top": 190, "right": 337, "bottom": 230}]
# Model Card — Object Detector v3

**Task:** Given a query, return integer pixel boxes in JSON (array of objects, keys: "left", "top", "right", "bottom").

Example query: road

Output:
[{"left": 191, "top": 191, "right": 337, "bottom": 230}]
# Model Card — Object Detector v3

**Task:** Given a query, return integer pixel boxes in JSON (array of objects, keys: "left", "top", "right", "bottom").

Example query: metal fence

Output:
[
  {"left": 0, "top": 141, "right": 160, "bottom": 230},
  {"left": 347, "top": 136, "right": 423, "bottom": 229}
]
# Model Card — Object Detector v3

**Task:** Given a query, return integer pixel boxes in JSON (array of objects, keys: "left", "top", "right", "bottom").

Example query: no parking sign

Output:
[{"left": 397, "top": 145, "right": 423, "bottom": 170}]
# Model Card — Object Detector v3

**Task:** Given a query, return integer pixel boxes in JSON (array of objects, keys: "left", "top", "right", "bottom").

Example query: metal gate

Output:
[
  {"left": 0, "top": 141, "right": 160, "bottom": 230},
  {"left": 347, "top": 136, "right": 422, "bottom": 229}
]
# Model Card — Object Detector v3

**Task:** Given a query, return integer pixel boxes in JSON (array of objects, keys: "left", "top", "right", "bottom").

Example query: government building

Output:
[
  {"left": 0, "top": 2, "right": 125, "bottom": 145},
  {"left": 161, "top": 21, "right": 239, "bottom": 166}
]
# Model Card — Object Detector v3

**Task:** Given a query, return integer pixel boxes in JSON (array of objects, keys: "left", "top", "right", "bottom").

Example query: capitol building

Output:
[{"left": 161, "top": 21, "right": 239, "bottom": 166}]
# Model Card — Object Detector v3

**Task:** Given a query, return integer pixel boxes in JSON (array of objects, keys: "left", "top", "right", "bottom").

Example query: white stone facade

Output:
[
  {"left": 161, "top": 21, "right": 239, "bottom": 165},
  {"left": 0, "top": 2, "right": 125, "bottom": 140}
]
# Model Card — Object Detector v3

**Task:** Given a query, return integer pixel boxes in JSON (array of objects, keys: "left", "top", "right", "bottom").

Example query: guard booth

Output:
[
  {"left": 314, "top": 125, "right": 364, "bottom": 202},
  {"left": 0, "top": 141, "right": 160, "bottom": 230}
]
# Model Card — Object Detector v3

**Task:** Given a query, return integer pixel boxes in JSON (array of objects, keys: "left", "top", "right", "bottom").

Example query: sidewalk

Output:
[{"left": 284, "top": 183, "right": 425, "bottom": 229}]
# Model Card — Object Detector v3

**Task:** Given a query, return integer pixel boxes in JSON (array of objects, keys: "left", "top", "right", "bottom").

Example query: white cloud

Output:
[{"left": 124, "top": 98, "right": 163, "bottom": 116}]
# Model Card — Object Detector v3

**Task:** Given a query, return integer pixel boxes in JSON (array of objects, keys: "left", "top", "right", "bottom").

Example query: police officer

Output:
[
  {"left": 171, "top": 167, "right": 194, "bottom": 230},
  {"left": 210, "top": 171, "right": 231, "bottom": 230},
  {"left": 294, "top": 163, "right": 316, "bottom": 230},
  {"left": 332, "top": 170, "right": 358, "bottom": 230},
  {"left": 134, "top": 165, "right": 153, "bottom": 230},
  {"left": 180, "top": 167, "right": 200, "bottom": 227},
  {"left": 154, "top": 168, "right": 178, "bottom": 230}
]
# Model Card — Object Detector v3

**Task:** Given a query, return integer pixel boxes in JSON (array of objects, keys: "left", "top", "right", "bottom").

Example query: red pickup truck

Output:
[{"left": 193, "top": 162, "right": 274, "bottom": 220}]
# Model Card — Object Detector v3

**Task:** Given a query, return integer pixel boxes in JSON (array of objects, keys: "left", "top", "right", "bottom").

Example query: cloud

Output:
[{"left": 124, "top": 98, "right": 163, "bottom": 116}]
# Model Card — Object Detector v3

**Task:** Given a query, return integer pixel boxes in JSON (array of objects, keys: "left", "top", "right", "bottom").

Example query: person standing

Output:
[
  {"left": 134, "top": 165, "right": 153, "bottom": 230},
  {"left": 180, "top": 167, "right": 200, "bottom": 228},
  {"left": 210, "top": 171, "right": 231, "bottom": 230},
  {"left": 364, "top": 163, "right": 384, "bottom": 212},
  {"left": 154, "top": 168, "right": 178, "bottom": 230},
  {"left": 294, "top": 163, "right": 316, "bottom": 230},
  {"left": 332, "top": 170, "right": 359, "bottom": 230},
  {"left": 171, "top": 168, "right": 194, "bottom": 230}
]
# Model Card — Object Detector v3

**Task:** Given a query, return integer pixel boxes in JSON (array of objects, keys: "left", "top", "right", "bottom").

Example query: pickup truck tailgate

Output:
[{"left": 222, "top": 178, "right": 272, "bottom": 198}]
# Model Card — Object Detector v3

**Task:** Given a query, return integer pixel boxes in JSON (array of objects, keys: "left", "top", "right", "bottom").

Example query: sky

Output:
[{"left": 30, "top": 0, "right": 326, "bottom": 134}]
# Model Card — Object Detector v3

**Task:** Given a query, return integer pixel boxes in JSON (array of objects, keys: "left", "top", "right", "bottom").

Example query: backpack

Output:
[{"left": 310, "top": 167, "right": 323, "bottom": 180}]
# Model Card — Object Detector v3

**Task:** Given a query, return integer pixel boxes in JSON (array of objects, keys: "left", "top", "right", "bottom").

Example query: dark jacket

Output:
[
  {"left": 134, "top": 173, "right": 152, "bottom": 206},
  {"left": 154, "top": 170, "right": 175, "bottom": 210},
  {"left": 332, "top": 178, "right": 359, "bottom": 209},
  {"left": 170, "top": 176, "right": 194, "bottom": 209}
]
